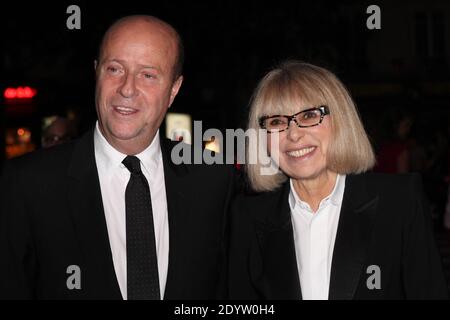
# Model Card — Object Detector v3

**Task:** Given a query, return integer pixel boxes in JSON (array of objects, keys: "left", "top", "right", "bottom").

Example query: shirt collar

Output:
[
  {"left": 289, "top": 174, "right": 346, "bottom": 212},
  {"left": 94, "top": 121, "right": 162, "bottom": 174}
]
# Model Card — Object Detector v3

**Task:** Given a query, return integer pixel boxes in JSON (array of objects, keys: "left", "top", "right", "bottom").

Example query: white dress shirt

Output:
[
  {"left": 94, "top": 122, "right": 169, "bottom": 300},
  {"left": 289, "top": 174, "right": 346, "bottom": 300}
]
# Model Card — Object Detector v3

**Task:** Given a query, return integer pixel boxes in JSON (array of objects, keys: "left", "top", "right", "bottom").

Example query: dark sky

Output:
[
  {"left": 1, "top": 0, "right": 448, "bottom": 134},
  {"left": 0, "top": 1, "right": 367, "bottom": 127}
]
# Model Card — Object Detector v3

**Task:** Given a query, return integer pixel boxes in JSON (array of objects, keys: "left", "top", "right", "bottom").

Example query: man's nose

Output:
[{"left": 118, "top": 73, "right": 137, "bottom": 98}]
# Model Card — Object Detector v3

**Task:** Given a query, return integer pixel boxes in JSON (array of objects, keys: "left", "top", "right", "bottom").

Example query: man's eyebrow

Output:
[
  {"left": 139, "top": 64, "right": 161, "bottom": 71},
  {"left": 104, "top": 59, "right": 161, "bottom": 71}
]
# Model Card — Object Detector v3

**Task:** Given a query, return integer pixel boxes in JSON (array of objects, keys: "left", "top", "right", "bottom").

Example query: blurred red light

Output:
[
  {"left": 16, "top": 87, "right": 25, "bottom": 98},
  {"left": 4, "top": 86, "right": 37, "bottom": 99},
  {"left": 24, "top": 87, "right": 34, "bottom": 97},
  {"left": 4, "top": 88, "right": 16, "bottom": 99}
]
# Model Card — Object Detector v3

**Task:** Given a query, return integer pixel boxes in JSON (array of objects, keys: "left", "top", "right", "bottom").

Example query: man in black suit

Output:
[{"left": 0, "top": 15, "right": 234, "bottom": 299}]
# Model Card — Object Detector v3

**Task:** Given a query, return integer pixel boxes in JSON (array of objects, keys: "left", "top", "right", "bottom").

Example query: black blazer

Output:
[
  {"left": 0, "top": 129, "right": 235, "bottom": 299},
  {"left": 228, "top": 173, "right": 449, "bottom": 300}
]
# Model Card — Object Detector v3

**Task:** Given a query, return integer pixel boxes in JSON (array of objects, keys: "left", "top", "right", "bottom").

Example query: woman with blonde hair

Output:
[{"left": 228, "top": 61, "right": 448, "bottom": 300}]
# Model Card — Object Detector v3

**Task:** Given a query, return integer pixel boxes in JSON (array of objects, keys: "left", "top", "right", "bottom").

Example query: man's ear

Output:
[
  {"left": 94, "top": 60, "right": 98, "bottom": 71},
  {"left": 168, "top": 75, "right": 184, "bottom": 108}
]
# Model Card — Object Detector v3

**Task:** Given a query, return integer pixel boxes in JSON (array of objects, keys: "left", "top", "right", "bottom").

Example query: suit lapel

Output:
[
  {"left": 254, "top": 183, "right": 302, "bottom": 300},
  {"left": 159, "top": 138, "right": 190, "bottom": 300},
  {"left": 67, "top": 129, "right": 122, "bottom": 299},
  {"left": 328, "top": 174, "right": 378, "bottom": 300}
]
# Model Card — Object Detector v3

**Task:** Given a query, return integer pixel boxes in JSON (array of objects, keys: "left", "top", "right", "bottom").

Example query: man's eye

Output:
[
  {"left": 106, "top": 66, "right": 120, "bottom": 73},
  {"left": 143, "top": 73, "right": 156, "bottom": 79}
]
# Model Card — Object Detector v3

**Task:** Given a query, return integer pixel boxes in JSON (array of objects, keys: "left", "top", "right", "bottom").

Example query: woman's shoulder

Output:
[
  {"left": 349, "top": 171, "right": 422, "bottom": 186},
  {"left": 348, "top": 172, "right": 424, "bottom": 199}
]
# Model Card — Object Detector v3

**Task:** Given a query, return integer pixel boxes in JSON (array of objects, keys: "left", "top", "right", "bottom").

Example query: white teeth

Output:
[
  {"left": 114, "top": 106, "right": 137, "bottom": 114},
  {"left": 287, "top": 147, "right": 315, "bottom": 157}
]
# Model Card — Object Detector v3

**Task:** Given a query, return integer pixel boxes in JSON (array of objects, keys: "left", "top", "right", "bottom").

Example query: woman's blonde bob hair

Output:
[{"left": 247, "top": 60, "right": 375, "bottom": 192}]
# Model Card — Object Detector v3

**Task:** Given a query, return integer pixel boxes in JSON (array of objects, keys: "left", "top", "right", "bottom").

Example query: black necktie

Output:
[{"left": 122, "top": 155, "right": 160, "bottom": 300}]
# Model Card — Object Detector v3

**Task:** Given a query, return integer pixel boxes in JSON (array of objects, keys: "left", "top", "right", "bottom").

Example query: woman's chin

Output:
[{"left": 282, "top": 164, "right": 328, "bottom": 181}]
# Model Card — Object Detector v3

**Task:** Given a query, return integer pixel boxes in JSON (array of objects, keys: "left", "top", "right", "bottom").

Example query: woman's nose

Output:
[{"left": 286, "top": 120, "right": 305, "bottom": 142}]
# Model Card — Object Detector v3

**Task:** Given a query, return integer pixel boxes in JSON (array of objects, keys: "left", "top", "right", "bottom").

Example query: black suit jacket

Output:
[
  {"left": 228, "top": 173, "right": 449, "bottom": 299},
  {"left": 0, "top": 129, "right": 235, "bottom": 299}
]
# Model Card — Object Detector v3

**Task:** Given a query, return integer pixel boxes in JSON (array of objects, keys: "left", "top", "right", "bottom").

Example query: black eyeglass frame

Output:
[{"left": 259, "top": 106, "right": 330, "bottom": 133}]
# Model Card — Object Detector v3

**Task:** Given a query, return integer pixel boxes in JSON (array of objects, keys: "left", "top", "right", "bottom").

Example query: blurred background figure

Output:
[
  {"left": 445, "top": 183, "right": 450, "bottom": 230},
  {"left": 424, "top": 128, "right": 449, "bottom": 228},
  {"left": 41, "top": 116, "right": 77, "bottom": 148},
  {"left": 374, "top": 113, "right": 414, "bottom": 174},
  {"left": 374, "top": 110, "right": 449, "bottom": 230},
  {"left": 442, "top": 125, "right": 450, "bottom": 231}
]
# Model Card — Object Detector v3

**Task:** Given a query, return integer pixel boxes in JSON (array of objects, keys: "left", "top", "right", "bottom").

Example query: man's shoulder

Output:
[
  {"left": 231, "top": 183, "right": 288, "bottom": 216},
  {"left": 4, "top": 140, "right": 79, "bottom": 178},
  {"left": 4, "top": 128, "right": 95, "bottom": 177}
]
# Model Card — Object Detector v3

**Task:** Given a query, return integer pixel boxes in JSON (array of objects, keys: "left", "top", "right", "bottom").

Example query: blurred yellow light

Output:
[{"left": 205, "top": 139, "right": 221, "bottom": 153}]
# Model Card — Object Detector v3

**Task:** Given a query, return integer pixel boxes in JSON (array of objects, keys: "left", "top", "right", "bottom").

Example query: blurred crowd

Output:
[{"left": 373, "top": 109, "right": 450, "bottom": 230}]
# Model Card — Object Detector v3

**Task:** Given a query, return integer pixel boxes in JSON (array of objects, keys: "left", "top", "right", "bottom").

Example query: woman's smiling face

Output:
[{"left": 267, "top": 105, "right": 333, "bottom": 181}]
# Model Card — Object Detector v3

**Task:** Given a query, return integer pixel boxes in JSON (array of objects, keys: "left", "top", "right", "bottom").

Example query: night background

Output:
[{"left": 1, "top": 0, "right": 450, "bottom": 288}]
